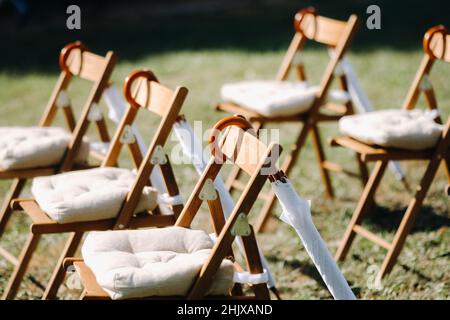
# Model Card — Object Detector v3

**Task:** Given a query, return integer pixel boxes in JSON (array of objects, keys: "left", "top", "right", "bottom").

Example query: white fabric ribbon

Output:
[
  {"left": 271, "top": 178, "right": 356, "bottom": 300},
  {"left": 87, "top": 103, "right": 103, "bottom": 122},
  {"left": 233, "top": 269, "right": 269, "bottom": 285},
  {"left": 89, "top": 141, "right": 110, "bottom": 156},
  {"left": 333, "top": 62, "right": 345, "bottom": 77},
  {"left": 423, "top": 108, "right": 440, "bottom": 121},
  {"left": 158, "top": 193, "right": 184, "bottom": 206},
  {"left": 55, "top": 90, "right": 70, "bottom": 108},
  {"left": 292, "top": 53, "right": 303, "bottom": 66}
]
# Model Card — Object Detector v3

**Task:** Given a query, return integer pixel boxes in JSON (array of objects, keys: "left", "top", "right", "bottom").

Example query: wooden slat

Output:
[
  {"left": 352, "top": 225, "right": 392, "bottom": 250},
  {"left": 88, "top": 150, "right": 107, "bottom": 163},
  {"left": 221, "top": 127, "right": 278, "bottom": 176},
  {"left": 18, "top": 200, "right": 175, "bottom": 234},
  {"left": 321, "top": 160, "right": 360, "bottom": 179},
  {"left": 75, "top": 260, "right": 257, "bottom": 300},
  {"left": 66, "top": 50, "right": 108, "bottom": 82},
  {"left": 323, "top": 102, "right": 348, "bottom": 114},
  {"left": 217, "top": 102, "right": 344, "bottom": 123},
  {"left": 10, "top": 198, "right": 34, "bottom": 210},
  {"left": 133, "top": 80, "right": 176, "bottom": 117},
  {"left": 0, "top": 245, "right": 19, "bottom": 266},
  {"left": 63, "top": 257, "right": 83, "bottom": 269},
  {"left": 74, "top": 262, "right": 110, "bottom": 299},
  {"left": 428, "top": 33, "right": 450, "bottom": 63},
  {"left": 300, "top": 15, "right": 348, "bottom": 47},
  {"left": 0, "top": 167, "right": 56, "bottom": 179},
  {"left": 33, "top": 213, "right": 175, "bottom": 234},
  {"left": 330, "top": 136, "right": 384, "bottom": 154},
  {"left": 330, "top": 136, "right": 433, "bottom": 161},
  {"left": 216, "top": 102, "right": 261, "bottom": 119},
  {"left": 19, "top": 200, "right": 54, "bottom": 225}
]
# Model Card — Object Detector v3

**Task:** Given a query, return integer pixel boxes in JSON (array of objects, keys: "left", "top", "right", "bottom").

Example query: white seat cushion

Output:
[
  {"left": 221, "top": 80, "right": 350, "bottom": 117},
  {"left": 0, "top": 126, "right": 89, "bottom": 170},
  {"left": 31, "top": 167, "right": 158, "bottom": 223},
  {"left": 82, "top": 227, "right": 234, "bottom": 299},
  {"left": 339, "top": 109, "right": 443, "bottom": 150}
]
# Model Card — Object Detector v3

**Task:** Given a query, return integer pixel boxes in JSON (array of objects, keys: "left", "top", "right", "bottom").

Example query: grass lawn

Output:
[{"left": 0, "top": 0, "right": 449, "bottom": 299}]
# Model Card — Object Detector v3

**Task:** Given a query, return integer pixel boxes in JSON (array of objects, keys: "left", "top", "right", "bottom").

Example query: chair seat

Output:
[
  {"left": 339, "top": 109, "right": 443, "bottom": 150},
  {"left": 82, "top": 227, "right": 235, "bottom": 299},
  {"left": 221, "top": 80, "right": 350, "bottom": 117},
  {"left": 0, "top": 126, "right": 89, "bottom": 171},
  {"left": 31, "top": 167, "right": 158, "bottom": 224}
]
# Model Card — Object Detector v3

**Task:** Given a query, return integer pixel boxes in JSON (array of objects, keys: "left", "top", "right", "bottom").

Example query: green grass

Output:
[{"left": 0, "top": 0, "right": 449, "bottom": 300}]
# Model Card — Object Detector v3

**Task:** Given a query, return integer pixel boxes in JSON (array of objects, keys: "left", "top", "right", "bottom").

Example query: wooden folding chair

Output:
[
  {"left": 64, "top": 115, "right": 283, "bottom": 300},
  {"left": 1, "top": 69, "right": 187, "bottom": 299},
  {"left": 216, "top": 8, "right": 361, "bottom": 232},
  {"left": 333, "top": 25, "right": 450, "bottom": 280},
  {"left": 0, "top": 42, "right": 116, "bottom": 250}
]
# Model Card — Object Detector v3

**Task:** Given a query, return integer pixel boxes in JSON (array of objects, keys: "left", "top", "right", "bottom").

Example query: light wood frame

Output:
[
  {"left": 0, "top": 41, "right": 117, "bottom": 285},
  {"left": 216, "top": 8, "right": 360, "bottom": 232},
  {"left": 332, "top": 25, "right": 450, "bottom": 280},
  {"left": 1, "top": 70, "right": 187, "bottom": 300},
  {"left": 65, "top": 115, "right": 283, "bottom": 300}
]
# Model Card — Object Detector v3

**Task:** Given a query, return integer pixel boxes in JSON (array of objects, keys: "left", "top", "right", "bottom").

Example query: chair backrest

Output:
[
  {"left": 177, "top": 115, "right": 282, "bottom": 229},
  {"left": 40, "top": 42, "right": 115, "bottom": 129},
  {"left": 403, "top": 26, "right": 450, "bottom": 128},
  {"left": 174, "top": 115, "right": 282, "bottom": 298},
  {"left": 106, "top": 69, "right": 188, "bottom": 229},
  {"left": 41, "top": 42, "right": 118, "bottom": 171},
  {"left": 276, "top": 7, "right": 358, "bottom": 82},
  {"left": 424, "top": 26, "right": 450, "bottom": 62},
  {"left": 294, "top": 7, "right": 350, "bottom": 47}
]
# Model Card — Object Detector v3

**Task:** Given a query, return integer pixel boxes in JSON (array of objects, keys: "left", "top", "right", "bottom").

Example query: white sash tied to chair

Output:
[
  {"left": 271, "top": 178, "right": 356, "bottom": 300},
  {"left": 56, "top": 90, "right": 71, "bottom": 108},
  {"left": 157, "top": 193, "right": 184, "bottom": 206},
  {"left": 233, "top": 269, "right": 269, "bottom": 285}
]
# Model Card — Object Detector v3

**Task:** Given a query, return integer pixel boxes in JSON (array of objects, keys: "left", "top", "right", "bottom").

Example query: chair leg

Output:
[
  {"left": 2, "top": 233, "right": 41, "bottom": 300},
  {"left": 444, "top": 157, "right": 450, "bottom": 184},
  {"left": 241, "top": 227, "right": 271, "bottom": 299},
  {"left": 42, "top": 232, "right": 84, "bottom": 300},
  {"left": 335, "top": 160, "right": 388, "bottom": 261},
  {"left": 80, "top": 290, "right": 88, "bottom": 300},
  {"left": 356, "top": 155, "right": 369, "bottom": 187},
  {"left": 311, "top": 125, "right": 334, "bottom": 198},
  {"left": 0, "top": 178, "right": 26, "bottom": 238},
  {"left": 255, "top": 125, "right": 310, "bottom": 233},
  {"left": 377, "top": 157, "right": 442, "bottom": 279}
]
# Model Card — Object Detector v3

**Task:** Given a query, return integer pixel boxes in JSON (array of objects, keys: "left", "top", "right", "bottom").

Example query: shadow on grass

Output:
[
  {"left": 351, "top": 253, "right": 434, "bottom": 282},
  {"left": 1, "top": 0, "right": 450, "bottom": 74},
  {"left": 365, "top": 205, "right": 450, "bottom": 233}
]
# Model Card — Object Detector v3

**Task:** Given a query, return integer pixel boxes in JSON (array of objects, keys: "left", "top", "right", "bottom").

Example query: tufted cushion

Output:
[
  {"left": 82, "top": 227, "right": 235, "bottom": 299},
  {"left": 221, "top": 80, "right": 350, "bottom": 117},
  {"left": 339, "top": 109, "right": 443, "bottom": 150},
  {"left": 0, "top": 126, "right": 89, "bottom": 170},
  {"left": 31, "top": 167, "right": 158, "bottom": 223}
]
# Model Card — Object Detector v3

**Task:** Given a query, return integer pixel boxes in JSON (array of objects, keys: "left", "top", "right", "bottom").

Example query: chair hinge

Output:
[
  {"left": 119, "top": 125, "right": 136, "bottom": 145},
  {"left": 150, "top": 145, "right": 167, "bottom": 165},
  {"left": 231, "top": 213, "right": 251, "bottom": 236},
  {"left": 199, "top": 178, "right": 217, "bottom": 201}
]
